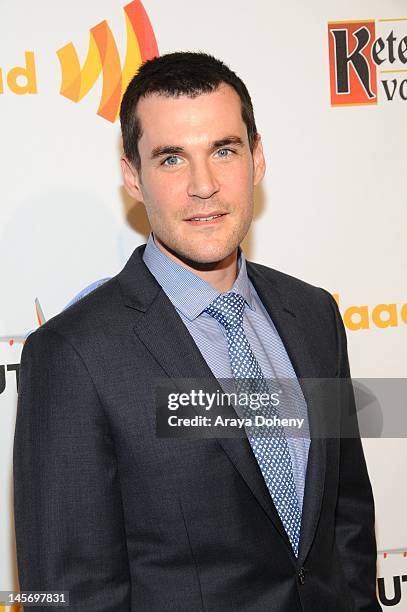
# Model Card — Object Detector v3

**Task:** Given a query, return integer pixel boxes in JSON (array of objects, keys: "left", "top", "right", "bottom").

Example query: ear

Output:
[
  {"left": 252, "top": 134, "right": 266, "bottom": 186},
  {"left": 121, "top": 155, "right": 144, "bottom": 202}
]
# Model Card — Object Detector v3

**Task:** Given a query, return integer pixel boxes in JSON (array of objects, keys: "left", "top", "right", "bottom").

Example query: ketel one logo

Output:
[
  {"left": 57, "top": 0, "right": 158, "bottom": 122},
  {"left": 328, "top": 19, "right": 407, "bottom": 106}
]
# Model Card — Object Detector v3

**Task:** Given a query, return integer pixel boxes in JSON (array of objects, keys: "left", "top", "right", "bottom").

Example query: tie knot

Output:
[{"left": 205, "top": 292, "right": 246, "bottom": 329}]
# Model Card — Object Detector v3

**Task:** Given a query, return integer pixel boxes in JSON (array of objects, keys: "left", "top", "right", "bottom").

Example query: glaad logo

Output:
[
  {"left": 0, "top": 52, "right": 37, "bottom": 95},
  {"left": 333, "top": 294, "right": 407, "bottom": 330},
  {"left": 328, "top": 18, "right": 407, "bottom": 106},
  {"left": 57, "top": 0, "right": 158, "bottom": 121},
  {"left": 0, "top": 0, "right": 158, "bottom": 122}
]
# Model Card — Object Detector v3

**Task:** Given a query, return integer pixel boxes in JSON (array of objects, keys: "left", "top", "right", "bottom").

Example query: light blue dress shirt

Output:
[{"left": 143, "top": 233, "right": 310, "bottom": 511}]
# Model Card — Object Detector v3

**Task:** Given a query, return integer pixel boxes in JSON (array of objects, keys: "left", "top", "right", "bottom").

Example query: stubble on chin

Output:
[{"left": 157, "top": 225, "right": 246, "bottom": 267}]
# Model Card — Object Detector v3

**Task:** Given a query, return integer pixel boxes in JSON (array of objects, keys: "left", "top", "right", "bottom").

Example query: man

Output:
[{"left": 14, "top": 52, "right": 381, "bottom": 611}]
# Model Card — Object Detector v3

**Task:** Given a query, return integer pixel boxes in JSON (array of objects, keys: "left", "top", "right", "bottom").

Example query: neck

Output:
[{"left": 153, "top": 236, "right": 238, "bottom": 293}]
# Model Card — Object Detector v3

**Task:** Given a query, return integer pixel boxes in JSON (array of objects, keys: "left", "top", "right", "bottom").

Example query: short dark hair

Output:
[{"left": 120, "top": 51, "right": 258, "bottom": 173}]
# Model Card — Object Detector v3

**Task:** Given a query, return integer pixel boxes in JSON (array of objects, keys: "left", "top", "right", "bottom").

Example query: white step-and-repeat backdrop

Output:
[{"left": 1, "top": 1, "right": 406, "bottom": 608}]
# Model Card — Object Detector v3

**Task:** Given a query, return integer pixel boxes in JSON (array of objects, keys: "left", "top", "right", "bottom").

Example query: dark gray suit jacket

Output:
[{"left": 13, "top": 244, "right": 381, "bottom": 611}]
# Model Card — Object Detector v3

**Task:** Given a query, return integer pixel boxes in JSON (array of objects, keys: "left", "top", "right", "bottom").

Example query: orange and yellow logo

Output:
[
  {"left": 333, "top": 294, "right": 407, "bottom": 330},
  {"left": 0, "top": 51, "right": 37, "bottom": 95},
  {"left": 57, "top": 0, "right": 158, "bottom": 121},
  {"left": 328, "top": 20, "right": 378, "bottom": 106},
  {"left": 328, "top": 18, "right": 407, "bottom": 106}
]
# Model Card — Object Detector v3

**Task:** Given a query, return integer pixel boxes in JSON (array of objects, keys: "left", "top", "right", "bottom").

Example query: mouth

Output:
[{"left": 184, "top": 211, "right": 228, "bottom": 225}]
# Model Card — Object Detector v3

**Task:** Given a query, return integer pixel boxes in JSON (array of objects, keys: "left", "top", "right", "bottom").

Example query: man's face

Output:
[{"left": 121, "top": 83, "right": 265, "bottom": 266}]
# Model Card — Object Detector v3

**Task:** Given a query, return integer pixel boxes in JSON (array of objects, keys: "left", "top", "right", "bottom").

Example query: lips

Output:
[{"left": 185, "top": 211, "right": 227, "bottom": 222}]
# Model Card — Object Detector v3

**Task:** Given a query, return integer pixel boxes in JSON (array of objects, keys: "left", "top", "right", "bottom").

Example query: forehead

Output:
[{"left": 136, "top": 84, "right": 247, "bottom": 148}]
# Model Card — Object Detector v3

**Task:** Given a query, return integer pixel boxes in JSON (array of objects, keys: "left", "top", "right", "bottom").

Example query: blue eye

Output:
[
  {"left": 217, "top": 148, "right": 234, "bottom": 158},
  {"left": 163, "top": 155, "right": 180, "bottom": 166}
]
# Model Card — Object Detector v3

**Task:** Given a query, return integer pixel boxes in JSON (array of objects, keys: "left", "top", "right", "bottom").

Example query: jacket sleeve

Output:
[
  {"left": 13, "top": 327, "right": 131, "bottom": 611},
  {"left": 326, "top": 293, "right": 382, "bottom": 612}
]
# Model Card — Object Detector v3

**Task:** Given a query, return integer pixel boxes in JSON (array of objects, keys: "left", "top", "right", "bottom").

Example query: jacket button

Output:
[{"left": 298, "top": 567, "right": 306, "bottom": 585}]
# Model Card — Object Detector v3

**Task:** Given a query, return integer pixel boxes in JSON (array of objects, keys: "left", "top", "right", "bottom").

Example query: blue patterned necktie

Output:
[{"left": 205, "top": 291, "right": 302, "bottom": 556}]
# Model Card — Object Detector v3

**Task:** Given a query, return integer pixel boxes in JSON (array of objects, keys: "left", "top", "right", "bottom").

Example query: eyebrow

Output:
[{"left": 150, "top": 135, "right": 245, "bottom": 160}]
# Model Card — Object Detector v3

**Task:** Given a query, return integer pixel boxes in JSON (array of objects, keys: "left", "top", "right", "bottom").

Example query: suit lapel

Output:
[{"left": 246, "top": 262, "right": 327, "bottom": 564}]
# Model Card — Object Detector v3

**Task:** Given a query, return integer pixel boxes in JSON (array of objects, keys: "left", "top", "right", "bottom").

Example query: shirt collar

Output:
[{"left": 142, "top": 233, "right": 255, "bottom": 321}]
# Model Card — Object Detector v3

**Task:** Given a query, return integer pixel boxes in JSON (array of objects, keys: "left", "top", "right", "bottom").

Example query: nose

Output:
[{"left": 187, "top": 159, "right": 220, "bottom": 200}]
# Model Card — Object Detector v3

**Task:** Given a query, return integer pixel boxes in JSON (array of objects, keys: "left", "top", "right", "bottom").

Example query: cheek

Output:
[
  {"left": 223, "top": 168, "right": 253, "bottom": 201},
  {"left": 144, "top": 175, "right": 183, "bottom": 214},
  {"left": 223, "top": 158, "right": 253, "bottom": 185}
]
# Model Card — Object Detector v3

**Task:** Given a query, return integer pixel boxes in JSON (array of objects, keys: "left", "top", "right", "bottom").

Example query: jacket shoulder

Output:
[
  {"left": 247, "top": 260, "right": 344, "bottom": 344},
  {"left": 247, "top": 260, "right": 334, "bottom": 306},
  {"left": 25, "top": 275, "right": 122, "bottom": 349}
]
